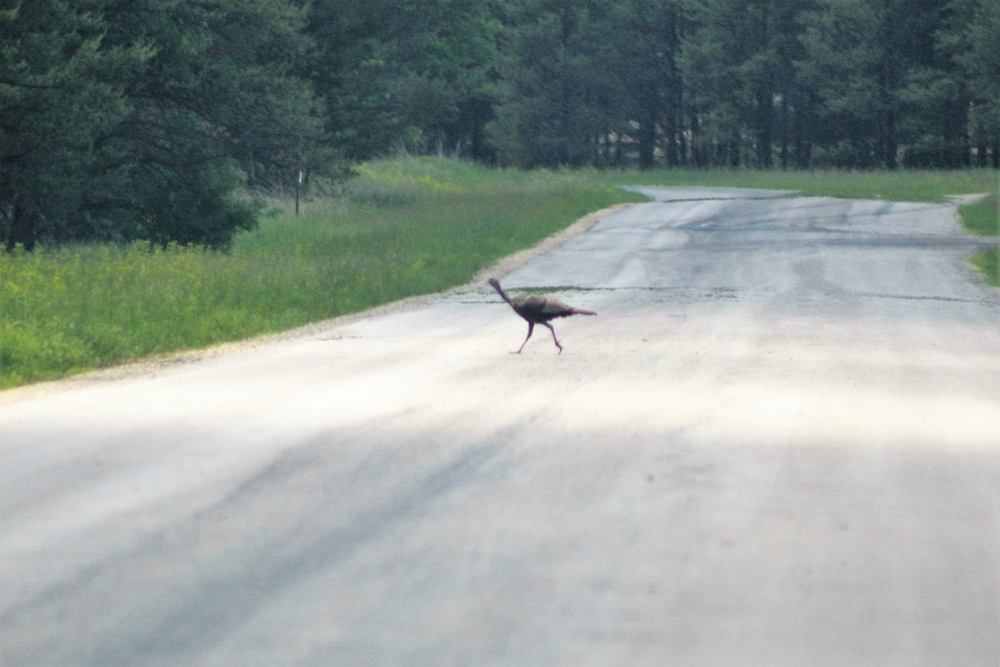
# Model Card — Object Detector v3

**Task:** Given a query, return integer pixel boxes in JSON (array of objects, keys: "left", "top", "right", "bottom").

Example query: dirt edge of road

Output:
[{"left": 0, "top": 204, "right": 635, "bottom": 404}]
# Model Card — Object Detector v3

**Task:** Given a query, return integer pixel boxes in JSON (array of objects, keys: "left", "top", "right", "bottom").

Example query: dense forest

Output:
[{"left": 2, "top": 0, "right": 999, "bottom": 249}]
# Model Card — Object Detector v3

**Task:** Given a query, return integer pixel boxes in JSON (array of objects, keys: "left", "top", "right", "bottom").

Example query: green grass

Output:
[
  {"left": 959, "top": 190, "right": 1000, "bottom": 286},
  {"left": 958, "top": 192, "right": 1000, "bottom": 236},
  {"left": 3, "top": 158, "right": 999, "bottom": 389},
  {"left": 0, "top": 158, "right": 640, "bottom": 388},
  {"left": 599, "top": 167, "right": 998, "bottom": 202},
  {"left": 971, "top": 246, "right": 1000, "bottom": 286}
]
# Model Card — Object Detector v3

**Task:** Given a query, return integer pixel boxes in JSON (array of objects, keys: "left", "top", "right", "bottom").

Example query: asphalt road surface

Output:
[{"left": 2, "top": 187, "right": 1000, "bottom": 666}]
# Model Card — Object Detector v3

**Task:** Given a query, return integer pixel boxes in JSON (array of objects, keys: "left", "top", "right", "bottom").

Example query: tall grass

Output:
[
  {"left": 1, "top": 158, "right": 638, "bottom": 388},
  {"left": 1, "top": 242, "right": 309, "bottom": 387},
  {"left": 3, "top": 158, "right": 998, "bottom": 389}
]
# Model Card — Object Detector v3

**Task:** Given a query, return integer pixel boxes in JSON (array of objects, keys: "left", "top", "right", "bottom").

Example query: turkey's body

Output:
[{"left": 487, "top": 278, "right": 596, "bottom": 353}]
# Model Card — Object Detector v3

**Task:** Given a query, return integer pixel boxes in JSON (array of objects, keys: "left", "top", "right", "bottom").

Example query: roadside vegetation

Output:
[
  {"left": 960, "top": 191, "right": 1000, "bottom": 286},
  {"left": 958, "top": 191, "right": 1000, "bottom": 235},
  {"left": 971, "top": 247, "right": 1000, "bottom": 286},
  {"left": 0, "top": 159, "right": 639, "bottom": 389},
  {"left": 3, "top": 157, "right": 998, "bottom": 390},
  {"left": 598, "top": 168, "right": 998, "bottom": 203}
]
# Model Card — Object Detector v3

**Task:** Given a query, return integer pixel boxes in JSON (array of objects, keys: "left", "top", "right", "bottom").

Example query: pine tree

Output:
[{"left": 0, "top": 0, "right": 148, "bottom": 249}]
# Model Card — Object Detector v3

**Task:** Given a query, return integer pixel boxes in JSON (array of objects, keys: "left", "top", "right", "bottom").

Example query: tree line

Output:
[{"left": 2, "top": 0, "right": 998, "bottom": 250}]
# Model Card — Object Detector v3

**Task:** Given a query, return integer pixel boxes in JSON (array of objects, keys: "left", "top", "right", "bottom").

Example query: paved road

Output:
[{"left": 2, "top": 188, "right": 1000, "bottom": 666}]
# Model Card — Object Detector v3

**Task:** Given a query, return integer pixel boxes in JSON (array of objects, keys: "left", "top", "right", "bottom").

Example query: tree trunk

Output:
[
  {"left": 755, "top": 86, "right": 773, "bottom": 169},
  {"left": 664, "top": 109, "right": 679, "bottom": 167},
  {"left": 6, "top": 202, "right": 38, "bottom": 252},
  {"left": 690, "top": 114, "right": 703, "bottom": 167},
  {"left": 882, "top": 109, "right": 898, "bottom": 169},
  {"left": 638, "top": 113, "right": 656, "bottom": 170},
  {"left": 779, "top": 93, "right": 789, "bottom": 170}
]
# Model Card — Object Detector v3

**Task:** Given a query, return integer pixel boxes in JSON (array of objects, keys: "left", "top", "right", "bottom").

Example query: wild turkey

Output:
[{"left": 487, "top": 278, "right": 597, "bottom": 354}]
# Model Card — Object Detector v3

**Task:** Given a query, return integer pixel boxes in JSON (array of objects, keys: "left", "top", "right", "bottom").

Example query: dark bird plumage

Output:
[{"left": 488, "top": 278, "right": 596, "bottom": 354}]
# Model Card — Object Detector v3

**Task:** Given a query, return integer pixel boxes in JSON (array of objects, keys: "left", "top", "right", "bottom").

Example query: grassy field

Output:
[
  {"left": 2, "top": 158, "right": 998, "bottom": 389},
  {"left": 0, "top": 159, "right": 640, "bottom": 388}
]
